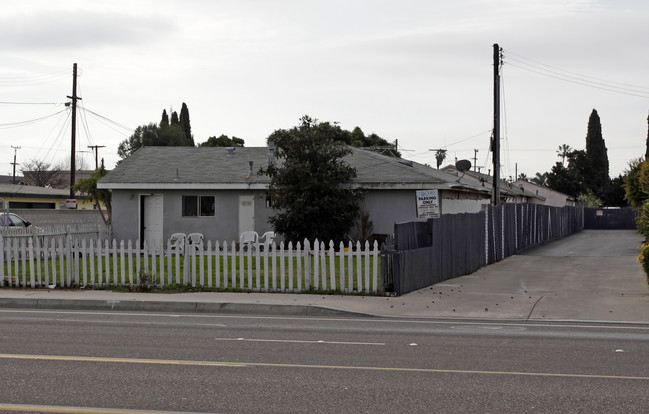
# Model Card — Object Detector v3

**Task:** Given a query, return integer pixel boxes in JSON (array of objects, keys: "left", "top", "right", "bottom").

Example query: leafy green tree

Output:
[
  {"left": 624, "top": 158, "right": 645, "bottom": 207},
  {"left": 71, "top": 161, "right": 112, "bottom": 225},
  {"left": 576, "top": 192, "right": 603, "bottom": 208},
  {"left": 259, "top": 115, "right": 362, "bottom": 244},
  {"left": 584, "top": 109, "right": 609, "bottom": 196},
  {"left": 179, "top": 102, "right": 194, "bottom": 146},
  {"left": 200, "top": 135, "right": 245, "bottom": 147},
  {"left": 603, "top": 174, "right": 627, "bottom": 207},
  {"left": 117, "top": 122, "right": 192, "bottom": 160},
  {"left": 170, "top": 111, "right": 179, "bottom": 126},
  {"left": 342, "top": 126, "right": 400, "bottom": 157}
]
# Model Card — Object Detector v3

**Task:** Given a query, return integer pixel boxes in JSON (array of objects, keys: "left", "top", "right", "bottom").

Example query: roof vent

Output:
[
  {"left": 226, "top": 147, "right": 235, "bottom": 155},
  {"left": 247, "top": 161, "right": 254, "bottom": 178}
]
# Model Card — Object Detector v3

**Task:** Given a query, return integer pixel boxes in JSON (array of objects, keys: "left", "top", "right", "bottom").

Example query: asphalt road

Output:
[{"left": 1, "top": 309, "right": 649, "bottom": 413}]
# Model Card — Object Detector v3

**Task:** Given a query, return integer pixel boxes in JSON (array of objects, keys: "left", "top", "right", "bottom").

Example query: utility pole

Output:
[
  {"left": 491, "top": 44, "right": 502, "bottom": 206},
  {"left": 88, "top": 145, "right": 105, "bottom": 169},
  {"left": 10, "top": 146, "right": 20, "bottom": 184},
  {"left": 515, "top": 163, "right": 518, "bottom": 182},
  {"left": 67, "top": 63, "right": 81, "bottom": 198},
  {"left": 473, "top": 149, "right": 479, "bottom": 172}
]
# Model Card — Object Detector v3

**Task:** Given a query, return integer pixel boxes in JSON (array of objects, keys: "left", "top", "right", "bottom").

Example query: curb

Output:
[{"left": 0, "top": 298, "right": 372, "bottom": 318}]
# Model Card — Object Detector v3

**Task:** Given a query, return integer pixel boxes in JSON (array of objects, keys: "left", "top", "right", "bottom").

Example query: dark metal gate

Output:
[{"left": 584, "top": 208, "right": 637, "bottom": 230}]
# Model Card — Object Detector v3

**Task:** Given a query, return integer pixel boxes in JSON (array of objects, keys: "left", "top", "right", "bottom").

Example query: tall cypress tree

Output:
[
  {"left": 179, "top": 102, "right": 194, "bottom": 146},
  {"left": 170, "top": 111, "right": 179, "bottom": 126},
  {"left": 160, "top": 109, "right": 169, "bottom": 128},
  {"left": 584, "top": 109, "right": 609, "bottom": 196}
]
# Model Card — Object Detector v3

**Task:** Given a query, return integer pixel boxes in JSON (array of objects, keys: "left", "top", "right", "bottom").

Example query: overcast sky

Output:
[{"left": 1, "top": 0, "right": 648, "bottom": 180}]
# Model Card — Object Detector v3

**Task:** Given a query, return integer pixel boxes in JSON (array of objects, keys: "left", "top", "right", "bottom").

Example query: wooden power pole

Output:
[
  {"left": 10, "top": 146, "right": 20, "bottom": 184},
  {"left": 491, "top": 44, "right": 501, "bottom": 206},
  {"left": 88, "top": 145, "right": 106, "bottom": 169},
  {"left": 67, "top": 63, "right": 81, "bottom": 198}
]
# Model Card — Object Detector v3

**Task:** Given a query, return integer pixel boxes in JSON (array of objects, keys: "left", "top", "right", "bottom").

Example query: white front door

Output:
[
  {"left": 143, "top": 195, "right": 163, "bottom": 250},
  {"left": 238, "top": 195, "right": 255, "bottom": 236}
]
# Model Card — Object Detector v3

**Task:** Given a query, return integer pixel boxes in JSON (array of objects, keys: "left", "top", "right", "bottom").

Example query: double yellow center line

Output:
[{"left": 1, "top": 352, "right": 648, "bottom": 381}]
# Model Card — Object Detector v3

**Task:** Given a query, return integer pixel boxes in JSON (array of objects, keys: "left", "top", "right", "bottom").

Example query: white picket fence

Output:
[
  {"left": 0, "top": 235, "right": 381, "bottom": 294},
  {"left": 0, "top": 223, "right": 111, "bottom": 243}
]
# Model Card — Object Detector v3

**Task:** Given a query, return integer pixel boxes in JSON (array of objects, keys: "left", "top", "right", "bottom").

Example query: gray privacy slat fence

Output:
[{"left": 387, "top": 204, "right": 584, "bottom": 295}]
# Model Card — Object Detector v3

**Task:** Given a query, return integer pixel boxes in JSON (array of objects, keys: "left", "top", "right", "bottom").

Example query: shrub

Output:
[
  {"left": 638, "top": 242, "right": 649, "bottom": 285},
  {"left": 637, "top": 200, "right": 649, "bottom": 241}
]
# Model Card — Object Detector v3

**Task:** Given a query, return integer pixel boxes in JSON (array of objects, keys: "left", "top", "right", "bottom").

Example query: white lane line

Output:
[
  {"left": 2, "top": 309, "right": 649, "bottom": 331},
  {"left": 53, "top": 318, "right": 227, "bottom": 327},
  {"left": 214, "top": 337, "right": 385, "bottom": 346}
]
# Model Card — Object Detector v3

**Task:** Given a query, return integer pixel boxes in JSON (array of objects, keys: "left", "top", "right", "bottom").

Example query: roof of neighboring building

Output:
[
  {"left": 441, "top": 165, "right": 544, "bottom": 201},
  {"left": 0, "top": 184, "right": 72, "bottom": 199},
  {"left": 98, "top": 146, "right": 494, "bottom": 195},
  {"left": 512, "top": 180, "right": 575, "bottom": 206},
  {"left": 0, "top": 175, "right": 24, "bottom": 185}
]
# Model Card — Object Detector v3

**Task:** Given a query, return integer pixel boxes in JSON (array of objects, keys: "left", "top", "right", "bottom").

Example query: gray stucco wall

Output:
[
  {"left": 110, "top": 188, "right": 487, "bottom": 245},
  {"left": 110, "top": 189, "right": 274, "bottom": 244},
  {"left": 360, "top": 190, "right": 417, "bottom": 236},
  {"left": 360, "top": 189, "right": 488, "bottom": 237}
]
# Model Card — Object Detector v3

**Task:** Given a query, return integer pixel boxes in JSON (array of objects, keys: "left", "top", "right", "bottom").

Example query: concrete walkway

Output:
[{"left": 1, "top": 230, "right": 648, "bottom": 323}]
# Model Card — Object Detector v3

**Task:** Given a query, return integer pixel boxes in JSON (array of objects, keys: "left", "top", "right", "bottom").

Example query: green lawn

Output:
[{"left": 2, "top": 251, "right": 381, "bottom": 293}]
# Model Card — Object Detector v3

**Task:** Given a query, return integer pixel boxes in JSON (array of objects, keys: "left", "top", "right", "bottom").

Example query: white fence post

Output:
[
  {"left": 372, "top": 240, "right": 379, "bottom": 294},
  {"left": 329, "top": 241, "right": 336, "bottom": 292},
  {"left": 0, "top": 235, "right": 4, "bottom": 284}
]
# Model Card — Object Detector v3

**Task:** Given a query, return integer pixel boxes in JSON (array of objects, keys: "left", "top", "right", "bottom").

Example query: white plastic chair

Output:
[
  {"left": 259, "top": 231, "right": 276, "bottom": 251},
  {"left": 169, "top": 233, "right": 186, "bottom": 255},
  {"left": 240, "top": 231, "right": 259, "bottom": 252},
  {"left": 187, "top": 232, "right": 204, "bottom": 251}
]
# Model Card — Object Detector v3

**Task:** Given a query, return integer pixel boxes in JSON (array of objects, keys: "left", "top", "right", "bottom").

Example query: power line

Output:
[
  {"left": 0, "top": 101, "right": 62, "bottom": 105},
  {"left": 0, "top": 109, "right": 68, "bottom": 129},
  {"left": 503, "top": 49, "right": 649, "bottom": 92},
  {"left": 502, "top": 49, "right": 649, "bottom": 98},
  {"left": 0, "top": 69, "right": 70, "bottom": 87},
  {"left": 83, "top": 107, "right": 134, "bottom": 133}
]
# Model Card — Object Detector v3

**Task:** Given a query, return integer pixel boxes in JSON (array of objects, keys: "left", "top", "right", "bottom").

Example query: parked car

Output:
[{"left": 0, "top": 212, "right": 32, "bottom": 227}]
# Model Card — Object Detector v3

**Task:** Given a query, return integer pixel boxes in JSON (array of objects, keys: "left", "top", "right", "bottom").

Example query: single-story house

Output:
[
  {"left": 98, "top": 146, "right": 506, "bottom": 248},
  {"left": 512, "top": 180, "right": 576, "bottom": 207},
  {"left": 441, "top": 166, "right": 545, "bottom": 204},
  {"left": 0, "top": 183, "right": 97, "bottom": 210}
]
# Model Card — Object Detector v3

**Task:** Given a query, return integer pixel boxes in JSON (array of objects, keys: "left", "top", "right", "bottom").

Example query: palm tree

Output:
[
  {"left": 557, "top": 144, "right": 573, "bottom": 165},
  {"left": 531, "top": 172, "right": 548, "bottom": 186}
]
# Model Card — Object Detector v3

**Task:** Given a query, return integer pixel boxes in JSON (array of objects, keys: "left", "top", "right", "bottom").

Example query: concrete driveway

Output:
[{"left": 404, "top": 229, "right": 649, "bottom": 322}]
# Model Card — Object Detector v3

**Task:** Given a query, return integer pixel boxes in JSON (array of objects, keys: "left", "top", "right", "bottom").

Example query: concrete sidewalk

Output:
[{"left": 1, "top": 230, "right": 648, "bottom": 323}]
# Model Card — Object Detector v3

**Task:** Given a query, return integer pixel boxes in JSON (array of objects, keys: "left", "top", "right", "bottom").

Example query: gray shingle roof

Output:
[
  {"left": 98, "top": 146, "right": 490, "bottom": 193},
  {"left": 0, "top": 183, "right": 71, "bottom": 198}
]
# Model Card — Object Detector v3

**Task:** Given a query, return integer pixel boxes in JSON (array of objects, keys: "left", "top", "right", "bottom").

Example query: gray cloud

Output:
[{"left": 0, "top": 10, "right": 175, "bottom": 51}]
